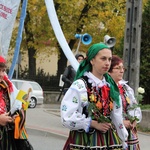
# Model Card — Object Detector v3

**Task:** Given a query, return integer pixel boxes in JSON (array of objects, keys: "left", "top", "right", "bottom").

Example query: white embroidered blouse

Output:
[
  {"left": 119, "top": 80, "right": 142, "bottom": 123},
  {"left": 61, "top": 72, "right": 128, "bottom": 145}
]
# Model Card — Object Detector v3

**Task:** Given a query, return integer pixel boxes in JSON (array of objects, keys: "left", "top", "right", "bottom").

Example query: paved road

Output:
[{"left": 26, "top": 104, "right": 150, "bottom": 150}]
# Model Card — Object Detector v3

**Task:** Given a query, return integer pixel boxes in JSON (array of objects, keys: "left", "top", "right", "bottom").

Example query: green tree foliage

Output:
[
  {"left": 10, "top": 0, "right": 126, "bottom": 78},
  {"left": 54, "top": 0, "right": 126, "bottom": 76},
  {"left": 141, "top": 0, "right": 150, "bottom": 104}
]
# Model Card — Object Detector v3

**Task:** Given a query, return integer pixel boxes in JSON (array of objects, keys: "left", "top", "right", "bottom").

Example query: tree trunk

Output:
[
  {"left": 28, "top": 47, "right": 36, "bottom": 79},
  {"left": 57, "top": 48, "right": 66, "bottom": 77},
  {"left": 24, "top": 10, "right": 36, "bottom": 80}
]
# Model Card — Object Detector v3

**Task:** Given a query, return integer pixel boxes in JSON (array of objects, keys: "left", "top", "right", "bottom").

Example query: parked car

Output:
[{"left": 11, "top": 79, "right": 44, "bottom": 108}]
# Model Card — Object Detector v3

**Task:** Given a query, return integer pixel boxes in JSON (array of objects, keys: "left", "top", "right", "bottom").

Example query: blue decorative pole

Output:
[{"left": 8, "top": 0, "right": 28, "bottom": 79}]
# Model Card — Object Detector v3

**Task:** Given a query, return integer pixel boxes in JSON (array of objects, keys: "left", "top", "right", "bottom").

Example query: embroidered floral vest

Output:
[{"left": 82, "top": 76, "right": 113, "bottom": 122}]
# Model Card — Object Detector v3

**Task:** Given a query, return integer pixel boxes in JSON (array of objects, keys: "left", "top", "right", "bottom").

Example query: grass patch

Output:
[
  {"left": 137, "top": 106, "right": 150, "bottom": 134},
  {"left": 137, "top": 125, "right": 150, "bottom": 134},
  {"left": 139, "top": 104, "right": 150, "bottom": 110}
]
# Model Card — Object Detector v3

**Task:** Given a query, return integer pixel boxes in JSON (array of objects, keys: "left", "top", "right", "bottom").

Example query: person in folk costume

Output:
[
  {"left": 61, "top": 43, "right": 128, "bottom": 150},
  {"left": 0, "top": 56, "right": 30, "bottom": 150},
  {"left": 108, "top": 55, "right": 142, "bottom": 150}
]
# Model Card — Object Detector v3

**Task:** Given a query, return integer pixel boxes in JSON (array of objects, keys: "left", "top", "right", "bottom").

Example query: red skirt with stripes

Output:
[{"left": 63, "top": 128, "right": 123, "bottom": 150}]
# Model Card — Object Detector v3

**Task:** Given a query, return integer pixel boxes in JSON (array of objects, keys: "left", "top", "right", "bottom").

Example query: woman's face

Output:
[
  {"left": 0, "top": 67, "right": 6, "bottom": 82},
  {"left": 90, "top": 48, "right": 112, "bottom": 79},
  {"left": 77, "top": 56, "right": 84, "bottom": 63},
  {"left": 109, "top": 62, "right": 125, "bottom": 83}
]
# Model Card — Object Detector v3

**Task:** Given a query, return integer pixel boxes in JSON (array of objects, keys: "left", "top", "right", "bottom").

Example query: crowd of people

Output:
[
  {"left": 0, "top": 42, "right": 142, "bottom": 150},
  {"left": 61, "top": 42, "right": 142, "bottom": 150}
]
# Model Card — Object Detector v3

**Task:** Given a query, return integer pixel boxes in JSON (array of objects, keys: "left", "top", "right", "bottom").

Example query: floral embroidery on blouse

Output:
[
  {"left": 62, "top": 105, "right": 67, "bottom": 111},
  {"left": 119, "top": 123, "right": 123, "bottom": 129},
  {"left": 73, "top": 81, "right": 84, "bottom": 89},
  {"left": 72, "top": 96, "right": 78, "bottom": 103},
  {"left": 70, "top": 121, "right": 76, "bottom": 127}
]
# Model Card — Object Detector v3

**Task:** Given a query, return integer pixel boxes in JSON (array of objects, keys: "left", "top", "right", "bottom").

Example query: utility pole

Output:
[{"left": 123, "top": 0, "right": 143, "bottom": 95}]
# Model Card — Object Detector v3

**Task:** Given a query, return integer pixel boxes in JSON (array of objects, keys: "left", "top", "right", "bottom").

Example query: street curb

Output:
[
  {"left": 26, "top": 126, "right": 68, "bottom": 139},
  {"left": 137, "top": 131, "right": 150, "bottom": 136}
]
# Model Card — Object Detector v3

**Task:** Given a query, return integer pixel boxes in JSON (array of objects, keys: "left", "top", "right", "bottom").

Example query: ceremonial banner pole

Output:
[
  {"left": 45, "top": 0, "right": 79, "bottom": 71},
  {"left": 8, "top": 0, "right": 28, "bottom": 79}
]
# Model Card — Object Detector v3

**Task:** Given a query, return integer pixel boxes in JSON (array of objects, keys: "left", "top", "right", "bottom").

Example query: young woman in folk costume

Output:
[
  {"left": 61, "top": 43, "right": 128, "bottom": 150},
  {"left": 108, "top": 55, "right": 142, "bottom": 150},
  {"left": 0, "top": 56, "right": 31, "bottom": 150}
]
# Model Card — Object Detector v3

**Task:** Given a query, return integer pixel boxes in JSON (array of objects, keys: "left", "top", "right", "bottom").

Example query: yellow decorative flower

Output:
[
  {"left": 109, "top": 101, "right": 114, "bottom": 110},
  {"left": 126, "top": 96, "right": 130, "bottom": 104},
  {"left": 89, "top": 94, "right": 96, "bottom": 102}
]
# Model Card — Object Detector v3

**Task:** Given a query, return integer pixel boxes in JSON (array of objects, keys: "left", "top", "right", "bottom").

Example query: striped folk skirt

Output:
[
  {"left": 63, "top": 128, "right": 123, "bottom": 150},
  {"left": 126, "top": 128, "right": 140, "bottom": 150}
]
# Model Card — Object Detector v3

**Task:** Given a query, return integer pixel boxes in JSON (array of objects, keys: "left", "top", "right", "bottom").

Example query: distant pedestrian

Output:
[{"left": 62, "top": 54, "right": 84, "bottom": 95}]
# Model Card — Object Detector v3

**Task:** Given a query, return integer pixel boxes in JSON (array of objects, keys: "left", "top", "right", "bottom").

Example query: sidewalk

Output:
[
  {"left": 26, "top": 103, "right": 69, "bottom": 137},
  {"left": 26, "top": 104, "right": 150, "bottom": 150}
]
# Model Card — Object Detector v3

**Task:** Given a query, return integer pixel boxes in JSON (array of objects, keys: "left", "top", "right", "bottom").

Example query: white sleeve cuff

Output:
[{"left": 84, "top": 117, "right": 92, "bottom": 132}]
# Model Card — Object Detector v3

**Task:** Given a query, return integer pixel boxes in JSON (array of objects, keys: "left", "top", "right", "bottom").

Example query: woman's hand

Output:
[
  {"left": 123, "top": 120, "right": 133, "bottom": 129},
  {"left": 0, "top": 112, "right": 13, "bottom": 126},
  {"left": 131, "top": 120, "right": 137, "bottom": 129},
  {"left": 90, "top": 120, "right": 111, "bottom": 133}
]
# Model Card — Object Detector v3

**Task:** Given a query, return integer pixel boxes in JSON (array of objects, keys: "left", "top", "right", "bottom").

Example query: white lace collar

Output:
[
  {"left": 119, "top": 79, "right": 128, "bottom": 85},
  {"left": 84, "top": 72, "right": 108, "bottom": 89}
]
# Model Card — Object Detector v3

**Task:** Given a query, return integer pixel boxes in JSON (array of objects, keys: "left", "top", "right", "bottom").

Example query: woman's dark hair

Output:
[
  {"left": 0, "top": 62, "right": 6, "bottom": 68},
  {"left": 75, "top": 54, "right": 84, "bottom": 60},
  {"left": 108, "top": 55, "right": 123, "bottom": 73}
]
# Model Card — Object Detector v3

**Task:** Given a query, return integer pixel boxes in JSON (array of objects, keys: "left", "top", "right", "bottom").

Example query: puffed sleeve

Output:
[
  {"left": 110, "top": 96, "right": 128, "bottom": 148},
  {"left": 126, "top": 84, "right": 142, "bottom": 123},
  {"left": 61, "top": 79, "right": 91, "bottom": 132}
]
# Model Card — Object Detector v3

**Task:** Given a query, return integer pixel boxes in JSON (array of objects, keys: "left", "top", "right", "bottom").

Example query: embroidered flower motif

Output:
[
  {"left": 109, "top": 101, "right": 113, "bottom": 110},
  {"left": 62, "top": 105, "right": 67, "bottom": 111},
  {"left": 89, "top": 93, "right": 97, "bottom": 102},
  {"left": 0, "top": 85, "right": 7, "bottom": 114},
  {"left": 126, "top": 96, "right": 130, "bottom": 104},
  {"left": 101, "top": 85, "right": 110, "bottom": 100},
  {"left": 73, "top": 81, "right": 84, "bottom": 89},
  {"left": 88, "top": 103, "right": 111, "bottom": 123},
  {"left": 70, "top": 121, "right": 76, "bottom": 127},
  {"left": 116, "top": 105, "right": 120, "bottom": 109},
  {"left": 96, "top": 101, "right": 102, "bottom": 110},
  {"left": 72, "top": 97, "right": 78, "bottom": 103},
  {"left": 88, "top": 86, "right": 112, "bottom": 123},
  {"left": 119, "top": 123, "right": 123, "bottom": 129}
]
